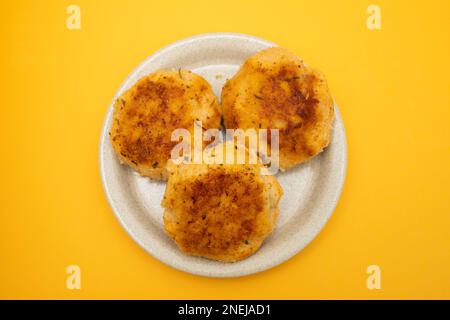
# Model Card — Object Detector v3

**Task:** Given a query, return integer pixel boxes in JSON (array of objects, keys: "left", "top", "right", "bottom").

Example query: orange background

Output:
[{"left": 1, "top": 0, "right": 449, "bottom": 299}]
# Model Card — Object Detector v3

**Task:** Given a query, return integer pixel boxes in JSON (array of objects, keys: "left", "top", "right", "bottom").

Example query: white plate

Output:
[{"left": 99, "top": 33, "right": 347, "bottom": 277}]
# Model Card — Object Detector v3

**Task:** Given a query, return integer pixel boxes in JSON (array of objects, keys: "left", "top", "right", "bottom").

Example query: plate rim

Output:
[{"left": 99, "top": 32, "right": 348, "bottom": 278}]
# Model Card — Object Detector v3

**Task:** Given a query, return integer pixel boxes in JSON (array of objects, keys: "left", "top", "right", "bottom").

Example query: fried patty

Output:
[
  {"left": 162, "top": 141, "right": 283, "bottom": 262},
  {"left": 222, "top": 47, "right": 334, "bottom": 170},
  {"left": 109, "top": 70, "right": 221, "bottom": 180}
]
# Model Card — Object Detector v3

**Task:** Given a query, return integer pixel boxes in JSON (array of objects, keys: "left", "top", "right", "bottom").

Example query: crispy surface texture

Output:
[
  {"left": 222, "top": 47, "right": 334, "bottom": 170},
  {"left": 162, "top": 142, "right": 283, "bottom": 262},
  {"left": 109, "top": 70, "right": 221, "bottom": 180}
]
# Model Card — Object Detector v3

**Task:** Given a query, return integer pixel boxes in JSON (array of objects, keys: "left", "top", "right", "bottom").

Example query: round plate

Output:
[{"left": 99, "top": 33, "right": 347, "bottom": 277}]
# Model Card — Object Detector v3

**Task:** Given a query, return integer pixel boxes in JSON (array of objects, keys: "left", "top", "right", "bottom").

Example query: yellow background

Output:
[{"left": 1, "top": 0, "right": 449, "bottom": 299}]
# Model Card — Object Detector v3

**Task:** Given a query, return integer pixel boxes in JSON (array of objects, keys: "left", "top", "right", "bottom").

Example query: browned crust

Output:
[
  {"left": 109, "top": 70, "right": 221, "bottom": 180},
  {"left": 222, "top": 47, "right": 334, "bottom": 170},
  {"left": 162, "top": 143, "right": 283, "bottom": 262}
]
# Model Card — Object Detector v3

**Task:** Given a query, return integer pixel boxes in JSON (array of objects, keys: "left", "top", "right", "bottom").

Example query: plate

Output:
[{"left": 99, "top": 33, "right": 347, "bottom": 277}]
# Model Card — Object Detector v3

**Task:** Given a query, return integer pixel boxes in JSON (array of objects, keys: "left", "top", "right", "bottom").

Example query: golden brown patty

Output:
[
  {"left": 162, "top": 142, "right": 283, "bottom": 262},
  {"left": 109, "top": 70, "right": 221, "bottom": 180},
  {"left": 222, "top": 47, "right": 334, "bottom": 170}
]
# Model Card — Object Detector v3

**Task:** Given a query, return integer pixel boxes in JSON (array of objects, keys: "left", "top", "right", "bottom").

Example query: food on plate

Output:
[
  {"left": 221, "top": 47, "right": 334, "bottom": 170},
  {"left": 162, "top": 141, "right": 283, "bottom": 262},
  {"left": 109, "top": 70, "right": 221, "bottom": 180}
]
